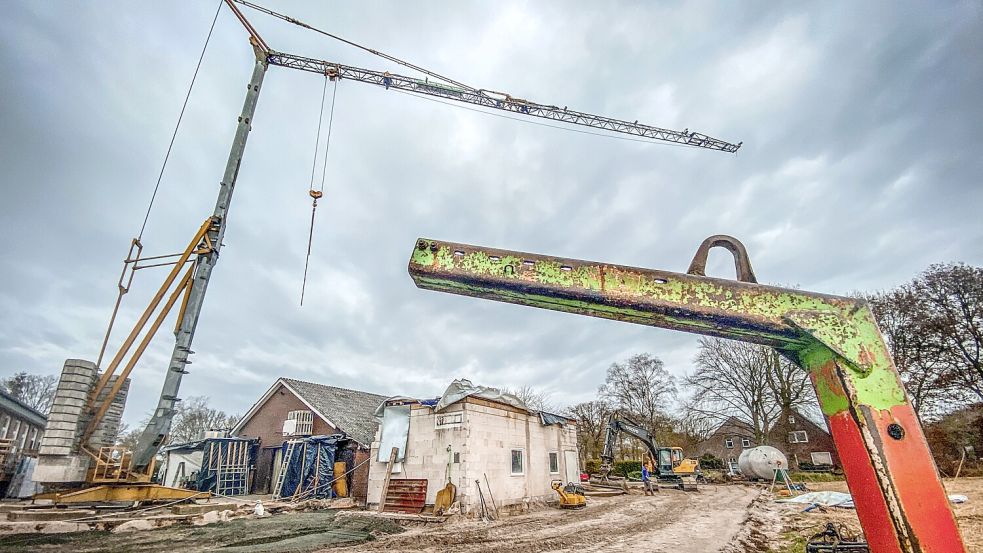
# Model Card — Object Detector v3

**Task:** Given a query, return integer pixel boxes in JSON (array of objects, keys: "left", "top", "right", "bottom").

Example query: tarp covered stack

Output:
[{"left": 275, "top": 434, "right": 349, "bottom": 500}]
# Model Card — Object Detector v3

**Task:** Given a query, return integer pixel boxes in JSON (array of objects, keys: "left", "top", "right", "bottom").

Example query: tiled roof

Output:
[
  {"left": 281, "top": 378, "right": 388, "bottom": 446},
  {"left": 0, "top": 389, "right": 47, "bottom": 428}
]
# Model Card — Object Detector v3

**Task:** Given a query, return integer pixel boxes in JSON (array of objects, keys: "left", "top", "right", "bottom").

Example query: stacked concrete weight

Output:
[
  {"left": 35, "top": 359, "right": 99, "bottom": 483},
  {"left": 87, "top": 376, "right": 130, "bottom": 450},
  {"left": 38, "top": 359, "right": 98, "bottom": 457}
]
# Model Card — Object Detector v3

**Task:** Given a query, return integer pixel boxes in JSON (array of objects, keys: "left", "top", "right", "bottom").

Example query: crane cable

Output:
[
  {"left": 300, "top": 75, "right": 339, "bottom": 306},
  {"left": 232, "top": 0, "right": 476, "bottom": 92},
  {"left": 138, "top": 0, "right": 224, "bottom": 241},
  {"left": 98, "top": 0, "right": 223, "bottom": 369}
]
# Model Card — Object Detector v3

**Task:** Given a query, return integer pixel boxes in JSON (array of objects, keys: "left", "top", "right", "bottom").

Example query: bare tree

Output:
[
  {"left": 114, "top": 421, "right": 142, "bottom": 452},
  {"left": 868, "top": 285, "right": 948, "bottom": 418},
  {"left": 167, "top": 396, "right": 238, "bottom": 444},
  {"left": 568, "top": 400, "right": 612, "bottom": 466},
  {"left": 1, "top": 372, "right": 57, "bottom": 414},
  {"left": 503, "top": 384, "right": 556, "bottom": 413},
  {"left": 599, "top": 353, "right": 677, "bottom": 434},
  {"left": 684, "top": 338, "right": 777, "bottom": 444},
  {"left": 915, "top": 263, "right": 983, "bottom": 403}
]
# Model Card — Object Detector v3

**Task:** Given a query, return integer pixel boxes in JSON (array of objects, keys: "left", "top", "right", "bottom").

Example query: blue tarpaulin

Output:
[
  {"left": 277, "top": 434, "right": 345, "bottom": 499},
  {"left": 194, "top": 437, "right": 258, "bottom": 495}
]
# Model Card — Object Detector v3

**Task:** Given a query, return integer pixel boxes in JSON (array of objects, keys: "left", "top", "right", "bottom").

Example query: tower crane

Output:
[{"left": 36, "top": 0, "right": 741, "bottom": 503}]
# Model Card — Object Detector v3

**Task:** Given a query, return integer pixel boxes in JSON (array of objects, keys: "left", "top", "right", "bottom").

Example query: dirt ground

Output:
[
  {"left": 0, "top": 485, "right": 760, "bottom": 553},
  {"left": 337, "top": 484, "right": 760, "bottom": 553},
  {"left": 0, "top": 511, "right": 403, "bottom": 553},
  {"left": 5, "top": 478, "right": 977, "bottom": 552},
  {"left": 767, "top": 476, "right": 983, "bottom": 552}
]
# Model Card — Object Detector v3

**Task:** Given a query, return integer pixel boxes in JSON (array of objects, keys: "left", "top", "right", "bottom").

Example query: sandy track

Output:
[{"left": 338, "top": 485, "right": 760, "bottom": 553}]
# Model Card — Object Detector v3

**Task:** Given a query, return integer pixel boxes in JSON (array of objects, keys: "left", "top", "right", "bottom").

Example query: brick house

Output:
[
  {"left": 231, "top": 378, "right": 387, "bottom": 501},
  {"left": 775, "top": 410, "right": 840, "bottom": 469},
  {"left": 694, "top": 417, "right": 759, "bottom": 474},
  {"left": 695, "top": 410, "right": 840, "bottom": 473}
]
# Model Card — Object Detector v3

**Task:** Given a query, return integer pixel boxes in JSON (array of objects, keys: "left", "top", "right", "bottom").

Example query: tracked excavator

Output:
[{"left": 600, "top": 414, "right": 700, "bottom": 491}]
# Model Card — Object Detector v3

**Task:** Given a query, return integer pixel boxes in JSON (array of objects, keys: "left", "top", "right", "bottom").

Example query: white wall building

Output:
[{"left": 367, "top": 380, "right": 579, "bottom": 515}]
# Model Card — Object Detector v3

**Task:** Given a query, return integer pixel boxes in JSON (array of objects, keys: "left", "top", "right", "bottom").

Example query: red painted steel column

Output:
[{"left": 812, "top": 359, "right": 965, "bottom": 553}]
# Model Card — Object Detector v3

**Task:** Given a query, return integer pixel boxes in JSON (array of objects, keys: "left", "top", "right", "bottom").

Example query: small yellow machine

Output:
[
  {"left": 669, "top": 447, "right": 700, "bottom": 476},
  {"left": 551, "top": 480, "right": 586, "bottom": 509}
]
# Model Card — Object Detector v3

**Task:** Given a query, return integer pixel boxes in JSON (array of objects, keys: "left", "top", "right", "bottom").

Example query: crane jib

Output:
[{"left": 266, "top": 51, "right": 741, "bottom": 153}]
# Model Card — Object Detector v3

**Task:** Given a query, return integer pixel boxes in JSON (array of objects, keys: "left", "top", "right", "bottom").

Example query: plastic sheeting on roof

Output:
[
  {"left": 434, "top": 379, "right": 530, "bottom": 412},
  {"left": 539, "top": 411, "right": 569, "bottom": 426},
  {"left": 373, "top": 396, "right": 417, "bottom": 418}
]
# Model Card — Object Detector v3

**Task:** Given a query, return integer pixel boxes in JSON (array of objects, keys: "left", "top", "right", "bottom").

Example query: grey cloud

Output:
[{"left": 1, "top": 1, "right": 981, "bottom": 424}]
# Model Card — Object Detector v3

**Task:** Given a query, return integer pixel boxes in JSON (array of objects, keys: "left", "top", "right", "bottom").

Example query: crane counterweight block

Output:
[{"left": 406, "top": 236, "right": 967, "bottom": 553}]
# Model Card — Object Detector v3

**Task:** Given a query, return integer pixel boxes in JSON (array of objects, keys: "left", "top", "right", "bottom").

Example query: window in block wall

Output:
[
  {"left": 788, "top": 431, "right": 809, "bottom": 443},
  {"left": 511, "top": 449, "right": 524, "bottom": 475},
  {"left": 724, "top": 438, "right": 734, "bottom": 448},
  {"left": 741, "top": 438, "right": 751, "bottom": 447},
  {"left": 435, "top": 412, "right": 464, "bottom": 429},
  {"left": 548, "top": 451, "right": 559, "bottom": 474}
]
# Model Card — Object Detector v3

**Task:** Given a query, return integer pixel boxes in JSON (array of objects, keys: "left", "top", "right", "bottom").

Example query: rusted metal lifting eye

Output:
[{"left": 686, "top": 235, "right": 757, "bottom": 283}]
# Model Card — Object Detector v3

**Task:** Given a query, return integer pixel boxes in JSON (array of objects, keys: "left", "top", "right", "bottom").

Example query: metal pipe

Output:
[
  {"left": 407, "top": 236, "right": 967, "bottom": 553},
  {"left": 89, "top": 220, "right": 210, "bottom": 407},
  {"left": 81, "top": 266, "right": 195, "bottom": 448}
]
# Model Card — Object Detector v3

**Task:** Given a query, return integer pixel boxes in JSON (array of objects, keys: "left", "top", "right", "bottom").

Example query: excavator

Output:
[{"left": 600, "top": 414, "right": 701, "bottom": 491}]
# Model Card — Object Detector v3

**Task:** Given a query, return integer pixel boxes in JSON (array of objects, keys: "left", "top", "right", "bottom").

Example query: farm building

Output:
[
  {"left": 695, "top": 410, "right": 839, "bottom": 473},
  {"left": 231, "top": 377, "right": 386, "bottom": 501},
  {"left": 367, "top": 379, "right": 579, "bottom": 515}
]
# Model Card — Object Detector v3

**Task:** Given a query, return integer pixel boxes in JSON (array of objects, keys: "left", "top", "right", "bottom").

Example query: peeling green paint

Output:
[
  {"left": 408, "top": 238, "right": 909, "bottom": 417},
  {"left": 435, "top": 246, "right": 455, "bottom": 271}
]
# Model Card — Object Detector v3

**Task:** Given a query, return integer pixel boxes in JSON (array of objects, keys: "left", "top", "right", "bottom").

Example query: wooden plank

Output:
[{"left": 377, "top": 447, "right": 398, "bottom": 512}]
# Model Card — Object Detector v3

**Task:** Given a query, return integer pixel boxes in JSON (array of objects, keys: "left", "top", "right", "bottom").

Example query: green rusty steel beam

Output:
[{"left": 407, "top": 236, "right": 966, "bottom": 553}]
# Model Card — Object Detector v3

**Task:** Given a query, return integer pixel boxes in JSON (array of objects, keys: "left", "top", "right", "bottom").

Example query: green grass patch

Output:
[{"left": 789, "top": 471, "right": 844, "bottom": 482}]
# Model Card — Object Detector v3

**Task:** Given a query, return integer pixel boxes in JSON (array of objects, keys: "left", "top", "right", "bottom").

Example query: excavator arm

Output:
[{"left": 600, "top": 415, "right": 661, "bottom": 472}]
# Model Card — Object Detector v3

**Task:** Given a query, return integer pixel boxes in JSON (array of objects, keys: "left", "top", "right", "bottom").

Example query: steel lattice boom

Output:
[{"left": 267, "top": 51, "right": 741, "bottom": 152}]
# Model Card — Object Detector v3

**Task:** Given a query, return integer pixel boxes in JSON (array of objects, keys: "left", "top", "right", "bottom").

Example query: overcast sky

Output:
[{"left": 1, "top": 1, "right": 981, "bottom": 425}]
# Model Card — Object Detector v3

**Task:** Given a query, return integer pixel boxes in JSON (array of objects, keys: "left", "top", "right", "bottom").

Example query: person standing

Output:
[{"left": 642, "top": 460, "right": 657, "bottom": 495}]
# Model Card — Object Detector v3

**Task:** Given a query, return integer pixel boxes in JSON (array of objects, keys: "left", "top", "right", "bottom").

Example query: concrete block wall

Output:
[
  {"left": 367, "top": 404, "right": 468, "bottom": 507},
  {"left": 367, "top": 399, "right": 580, "bottom": 516}
]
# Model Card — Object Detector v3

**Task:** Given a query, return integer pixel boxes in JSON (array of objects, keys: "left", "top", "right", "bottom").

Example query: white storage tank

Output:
[{"left": 738, "top": 446, "right": 789, "bottom": 480}]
